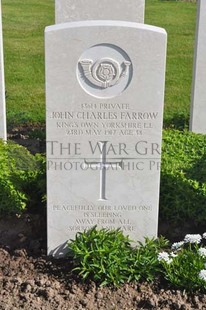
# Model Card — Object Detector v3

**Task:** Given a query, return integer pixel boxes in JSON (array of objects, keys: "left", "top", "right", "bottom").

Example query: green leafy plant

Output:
[
  {"left": 0, "top": 139, "right": 46, "bottom": 214},
  {"left": 68, "top": 227, "right": 168, "bottom": 286},
  {"left": 68, "top": 226, "right": 133, "bottom": 286},
  {"left": 129, "top": 236, "right": 169, "bottom": 283},
  {"left": 68, "top": 228, "right": 206, "bottom": 291},
  {"left": 160, "top": 129, "right": 206, "bottom": 226}
]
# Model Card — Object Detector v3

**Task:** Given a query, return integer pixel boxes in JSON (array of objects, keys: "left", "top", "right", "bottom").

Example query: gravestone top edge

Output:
[
  {"left": 55, "top": 0, "right": 145, "bottom": 24},
  {"left": 189, "top": 0, "right": 206, "bottom": 134},
  {"left": 45, "top": 20, "right": 167, "bottom": 36},
  {"left": 0, "top": 0, "right": 6, "bottom": 141}
]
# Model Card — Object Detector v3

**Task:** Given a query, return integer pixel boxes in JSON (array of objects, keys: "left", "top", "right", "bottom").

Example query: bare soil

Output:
[
  {"left": 1, "top": 215, "right": 206, "bottom": 309},
  {"left": 1, "top": 128, "right": 206, "bottom": 309}
]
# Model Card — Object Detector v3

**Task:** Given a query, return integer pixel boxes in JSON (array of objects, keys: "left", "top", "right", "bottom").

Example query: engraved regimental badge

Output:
[
  {"left": 79, "top": 58, "right": 131, "bottom": 89},
  {"left": 77, "top": 44, "right": 133, "bottom": 99}
]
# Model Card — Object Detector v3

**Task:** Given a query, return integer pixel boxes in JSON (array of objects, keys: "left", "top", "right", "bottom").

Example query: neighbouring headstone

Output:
[
  {"left": 0, "top": 1, "right": 6, "bottom": 140},
  {"left": 55, "top": 0, "right": 145, "bottom": 24},
  {"left": 46, "top": 20, "right": 167, "bottom": 257},
  {"left": 190, "top": 0, "right": 206, "bottom": 134}
]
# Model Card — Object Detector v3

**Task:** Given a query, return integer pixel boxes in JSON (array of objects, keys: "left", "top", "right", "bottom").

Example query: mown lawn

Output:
[
  {"left": 2, "top": 0, "right": 54, "bottom": 128},
  {"left": 145, "top": 0, "right": 197, "bottom": 128},
  {"left": 2, "top": 0, "right": 196, "bottom": 129}
]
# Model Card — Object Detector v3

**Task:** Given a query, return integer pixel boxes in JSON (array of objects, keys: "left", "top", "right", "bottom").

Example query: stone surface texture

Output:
[
  {"left": 45, "top": 20, "right": 167, "bottom": 257},
  {"left": 55, "top": 0, "right": 145, "bottom": 24},
  {"left": 0, "top": 0, "right": 6, "bottom": 140},
  {"left": 190, "top": 0, "right": 206, "bottom": 134}
]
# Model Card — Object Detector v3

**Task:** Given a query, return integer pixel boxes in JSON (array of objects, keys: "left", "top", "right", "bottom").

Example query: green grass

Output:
[
  {"left": 2, "top": 0, "right": 197, "bottom": 129},
  {"left": 145, "top": 0, "right": 196, "bottom": 128},
  {"left": 2, "top": 0, "right": 54, "bottom": 128},
  {"left": 160, "top": 129, "right": 206, "bottom": 227}
]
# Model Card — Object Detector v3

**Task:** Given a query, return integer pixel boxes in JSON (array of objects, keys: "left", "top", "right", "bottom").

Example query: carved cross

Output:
[{"left": 84, "top": 141, "right": 123, "bottom": 200}]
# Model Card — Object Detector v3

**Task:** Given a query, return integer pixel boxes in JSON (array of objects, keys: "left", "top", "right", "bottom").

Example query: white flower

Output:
[
  {"left": 203, "top": 233, "right": 206, "bottom": 239},
  {"left": 170, "top": 252, "right": 178, "bottom": 258},
  {"left": 158, "top": 252, "right": 173, "bottom": 264},
  {"left": 171, "top": 241, "right": 184, "bottom": 250},
  {"left": 199, "top": 270, "right": 206, "bottom": 281},
  {"left": 184, "top": 234, "right": 202, "bottom": 244},
  {"left": 198, "top": 248, "right": 206, "bottom": 258}
]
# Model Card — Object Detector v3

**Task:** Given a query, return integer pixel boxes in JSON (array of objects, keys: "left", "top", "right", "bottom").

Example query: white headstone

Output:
[
  {"left": 55, "top": 0, "right": 145, "bottom": 24},
  {"left": 0, "top": 1, "right": 6, "bottom": 140},
  {"left": 190, "top": 0, "right": 206, "bottom": 134},
  {"left": 46, "top": 20, "right": 167, "bottom": 257}
]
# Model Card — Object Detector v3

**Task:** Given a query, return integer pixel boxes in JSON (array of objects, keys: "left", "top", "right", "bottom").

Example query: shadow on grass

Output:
[
  {"left": 185, "top": 154, "right": 206, "bottom": 184},
  {"left": 163, "top": 112, "right": 189, "bottom": 130}
]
